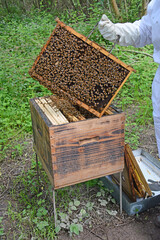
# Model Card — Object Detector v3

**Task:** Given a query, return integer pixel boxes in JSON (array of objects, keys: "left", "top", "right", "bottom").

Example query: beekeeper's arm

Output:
[{"left": 98, "top": 6, "right": 152, "bottom": 47}]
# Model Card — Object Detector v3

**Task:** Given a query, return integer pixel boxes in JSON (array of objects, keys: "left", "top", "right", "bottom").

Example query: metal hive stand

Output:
[{"left": 35, "top": 153, "right": 123, "bottom": 227}]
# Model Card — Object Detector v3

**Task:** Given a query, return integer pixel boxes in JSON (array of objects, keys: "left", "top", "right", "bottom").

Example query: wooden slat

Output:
[
  {"left": 46, "top": 96, "right": 83, "bottom": 122},
  {"left": 54, "top": 162, "right": 123, "bottom": 189},
  {"left": 40, "top": 98, "right": 69, "bottom": 124},
  {"left": 35, "top": 98, "right": 69, "bottom": 125},
  {"left": 125, "top": 144, "right": 152, "bottom": 197},
  {"left": 35, "top": 98, "right": 58, "bottom": 125},
  {"left": 30, "top": 99, "right": 54, "bottom": 186}
]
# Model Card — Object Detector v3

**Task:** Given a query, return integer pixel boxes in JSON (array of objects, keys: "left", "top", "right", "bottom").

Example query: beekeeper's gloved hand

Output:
[{"left": 98, "top": 14, "right": 140, "bottom": 47}]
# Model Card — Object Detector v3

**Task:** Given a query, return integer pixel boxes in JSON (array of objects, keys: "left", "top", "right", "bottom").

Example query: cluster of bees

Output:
[{"left": 30, "top": 25, "right": 129, "bottom": 110}]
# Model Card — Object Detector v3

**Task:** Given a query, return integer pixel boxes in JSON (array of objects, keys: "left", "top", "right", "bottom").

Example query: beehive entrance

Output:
[{"left": 29, "top": 18, "right": 135, "bottom": 117}]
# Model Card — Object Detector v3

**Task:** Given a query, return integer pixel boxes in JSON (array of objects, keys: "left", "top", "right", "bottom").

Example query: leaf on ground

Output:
[
  {"left": 70, "top": 205, "right": 77, "bottom": 211},
  {"left": 60, "top": 222, "right": 67, "bottom": 228},
  {"left": 74, "top": 199, "right": 80, "bottom": 207},
  {"left": 111, "top": 198, "right": 116, "bottom": 204},
  {"left": 37, "top": 207, "right": 48, "bottom": 217},
  {"left": 69, "top": 201, "right": 73, "bottom": 207},
  {"left": 37, "top": 220, "right": 49, "bottom": 230},
  {"left": 86, "top": 202, "right": 94, "bottom": 211},
  {"left": 55, "top": 225, "right": 61, "bottom": 234},
  {"left": 59, "top": 212, "right": 68, "bottom": 221},
  {"left": 79, "top": 209, "right": 86, "bottom": 216},
  {"left": 106, "top": 209, "right": 117, "bottom": 216},
  {"left": 98, "top": 199, "right": 108, "bottom": 206},
  {"left": 73, "top": 218, "right": 78, "bottom": 223},
  {"left": 96, "top": 192, "right": 101, "bottom": 197},
  {"left": 70, "top": 223, "right": 83, "bottom": 235}
]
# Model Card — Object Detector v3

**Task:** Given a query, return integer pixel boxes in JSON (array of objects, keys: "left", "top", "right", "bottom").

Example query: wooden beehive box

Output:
[
  {"left": 29, "top": 19, "right": 135, "bottom": 189},
  {"left": 30, "top": 96, "right": 125, "bottom": 189}
]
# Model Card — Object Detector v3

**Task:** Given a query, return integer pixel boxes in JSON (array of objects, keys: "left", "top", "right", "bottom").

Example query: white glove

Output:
[
  {"left": 98, "top": 14, "right": 140, "bottom": 47},
  {"left": 98, "top": 14, "right": 118, "bottom": 42}
]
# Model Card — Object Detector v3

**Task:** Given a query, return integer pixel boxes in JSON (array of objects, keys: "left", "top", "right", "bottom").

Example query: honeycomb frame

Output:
[{"left": 29, "top": 18, "right": 135, "bottom": 117}]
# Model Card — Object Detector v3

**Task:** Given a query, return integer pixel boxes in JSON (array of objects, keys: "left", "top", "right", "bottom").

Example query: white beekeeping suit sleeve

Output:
[
  {"left": 99, "top": 0, "right": 160, "bottom": 158},
  {"left": 98, "top": 1, "right": 153, "bottom": 47}
]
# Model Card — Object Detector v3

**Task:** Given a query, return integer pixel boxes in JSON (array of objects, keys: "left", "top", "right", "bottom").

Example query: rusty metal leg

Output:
[
  {"left": 120, "top": 171, "right": 122, "bottom": 214},
  {"left": 53, "top": 189, "right": 57, "bottom": 228}
]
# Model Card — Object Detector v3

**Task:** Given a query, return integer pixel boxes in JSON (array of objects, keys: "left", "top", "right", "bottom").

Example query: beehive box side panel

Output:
[
  {"left": 30, "top": 99, "right": 54, "bottom": 185},
  {"left": 50, "top": 113, "right": 125, "bottom": 189},
  {"left": 54, "top": 161, "right": 123, "bottom": 189}
]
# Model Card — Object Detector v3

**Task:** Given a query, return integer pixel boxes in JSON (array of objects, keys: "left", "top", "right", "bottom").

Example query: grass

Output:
[
  {"left": 7, "top": 154, "right": 118, "bottom": 239},
  {"left": 0, "top": 11, "right": 158, "bottom": 152},
  {"left": 0, "top": 11, "right": 157, "bottom": 153},
  {"left": 0, "top": 8, "right": 158, "bottom": 239}
]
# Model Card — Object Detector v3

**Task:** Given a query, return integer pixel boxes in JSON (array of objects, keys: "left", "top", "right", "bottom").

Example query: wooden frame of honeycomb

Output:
[{"left": 29, "top": 18, "right": 135, "bottom": 118}]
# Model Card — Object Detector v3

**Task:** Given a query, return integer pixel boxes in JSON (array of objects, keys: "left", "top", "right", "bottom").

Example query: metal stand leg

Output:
[
  {"left": 53, "top": 189, "right": 57, "bottom": 228},
  {"left": 120, "top": 171, "right": 122, "bottom": 214},
  {"left": 35, "top": 153, "right": 40, "bottom": 190}
]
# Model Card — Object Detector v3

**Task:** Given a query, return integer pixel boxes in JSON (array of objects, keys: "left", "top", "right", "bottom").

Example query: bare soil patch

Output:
[{"left": 0, "top": 124, "right": 160, "bottom": 239}]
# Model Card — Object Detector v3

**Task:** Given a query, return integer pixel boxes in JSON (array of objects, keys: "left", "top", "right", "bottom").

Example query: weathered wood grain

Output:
[
  {"left": 30, "top": 96, "right": 125, "bottom": 189},
  {"left": 50, "top": 113, "right": 125, "bottom": 189},
  {"left": 30, "top": 99, "right": 54, "bottom": 185}
]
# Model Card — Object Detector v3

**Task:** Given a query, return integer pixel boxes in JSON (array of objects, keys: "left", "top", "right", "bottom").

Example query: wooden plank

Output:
[
  {"left": 112, "top": 166, "right": 134, "bottom": 201},
  {"left": 35, "top": 98, "right": 69, "bottom": 125},
  {"left": 50, "top": 113, "right": 125, "bottom": 140},
  {"left": 40, "top": 98, "right": 69, "bottom": 124},
  {"left": 35, "top": 98, "right": 59, "bottom": 125},
  {"left": 30, "top": 99, "right": 54, "bottom": 184},
  {"left": 125, "top": 144, "right": 152, "bottom": 197},
  {"left": 34, "top": 143, "right": 54, "bottom": 187},
  {"left": 50, "top": 112, "right": 125, "bottom": 188},
  {"left": 105, "top": 107, "right": 114, "bottom": 115},
  {"left": 54, "top": 163, "right": 123, "bottom": 189},
  {"left": 125, "top": 148, "right": 146, "bottom": 197}
]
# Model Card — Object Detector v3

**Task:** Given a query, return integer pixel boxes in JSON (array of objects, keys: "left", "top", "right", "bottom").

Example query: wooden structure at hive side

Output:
[
  {"left": 29, "top": 18, "right": 135, "bottom": 118},
  {"left": 30, "top": 96, "right": 125, "bottom": 189}
]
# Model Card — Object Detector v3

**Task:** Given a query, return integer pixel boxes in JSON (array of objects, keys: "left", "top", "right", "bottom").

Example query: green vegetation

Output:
[
  {"left": 0, "top": 1, "right": 158, "bottom": 238},
  {"left": 8, "top": 157, "right": 118, "bottom": 239},
  {"left": 0, "top": 217, "right": 4, "bottom": 237},
  {"left": 1, "top": 1, "right": 157, "bottom": 154}
]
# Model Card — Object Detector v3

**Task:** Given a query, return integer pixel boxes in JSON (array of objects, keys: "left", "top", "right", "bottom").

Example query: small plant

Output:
[
  {"left": 7, "top": 156, "right": 118, "bottom": 238},
  {"left": 0, "top": 217, "right": 4, "bottom": 237},
  {"left": 55, "top": 199, "right": 84, "bottom": 236}
]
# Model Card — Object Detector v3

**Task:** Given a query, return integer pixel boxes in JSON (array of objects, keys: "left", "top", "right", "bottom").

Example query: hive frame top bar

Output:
[{"left": 29, "top": 18, "right": 135, "bottom": 118}]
